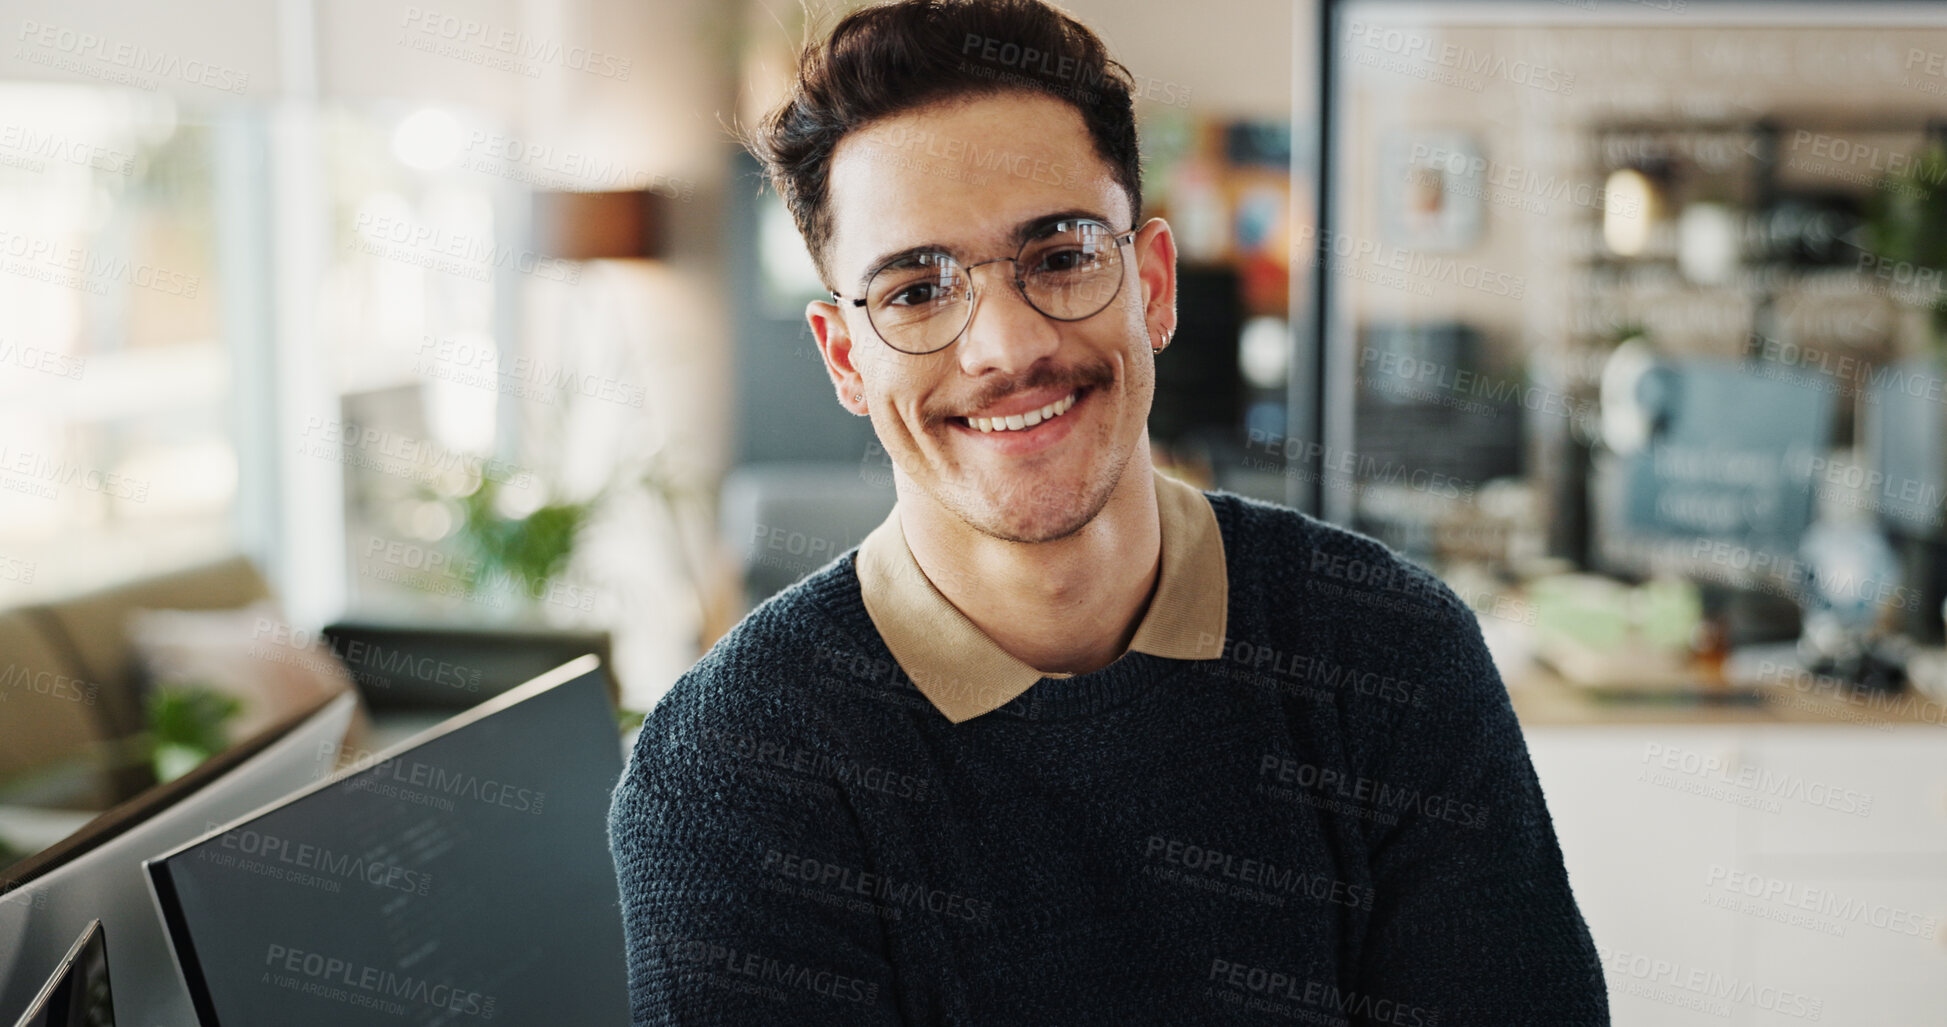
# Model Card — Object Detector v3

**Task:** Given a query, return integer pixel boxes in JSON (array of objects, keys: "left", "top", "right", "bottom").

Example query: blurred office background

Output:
[{"left": 3, "top": 0, "right": 1947, "bottom": 1020}]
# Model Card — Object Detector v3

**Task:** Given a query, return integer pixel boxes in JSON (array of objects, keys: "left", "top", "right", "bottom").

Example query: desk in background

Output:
[{"left": 1511, "top": 663, "right": 1947, "bottom": 1025}]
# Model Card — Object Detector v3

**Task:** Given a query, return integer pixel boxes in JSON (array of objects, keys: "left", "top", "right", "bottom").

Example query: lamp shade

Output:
[{"left": 529, "top": 189, "right": 665, "bottom": 260}]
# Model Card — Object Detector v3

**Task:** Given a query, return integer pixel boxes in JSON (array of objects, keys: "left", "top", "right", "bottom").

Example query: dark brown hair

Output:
[{"left": 743, "top": 0, "right": 1143, "bottom": 291}]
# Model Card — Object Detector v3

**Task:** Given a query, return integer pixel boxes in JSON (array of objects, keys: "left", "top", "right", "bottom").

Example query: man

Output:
[{"left": 608, "top": 0, "right": 1609, "bottom": 1023}]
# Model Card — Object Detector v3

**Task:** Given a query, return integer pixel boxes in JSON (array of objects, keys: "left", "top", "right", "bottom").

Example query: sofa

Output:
[{"left": 0, "top": 556, "right": 283, "bottom": 812}]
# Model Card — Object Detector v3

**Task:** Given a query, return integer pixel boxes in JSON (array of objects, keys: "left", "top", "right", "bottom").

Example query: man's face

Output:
[{"left": 809, "top": 90, "right": 1174, "bottom": 544}]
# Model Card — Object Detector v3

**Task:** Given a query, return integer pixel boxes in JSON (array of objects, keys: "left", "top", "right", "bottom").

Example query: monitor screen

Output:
[
  {"left": 144, "top": 656, "right": 628, "bottom": 1027},
  {"left": 1620, "top": 359, "right": 1834, "bottom": 551},
  {"left": 1866, "top": 357, "right": 1947, "bottom": 539},
  {"left": 9, "top": 919, "right": 113, "bottom": 1027}
]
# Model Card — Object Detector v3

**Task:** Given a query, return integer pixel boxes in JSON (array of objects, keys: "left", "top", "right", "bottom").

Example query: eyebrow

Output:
[{"left": 850, "top": 208, "right": 1115, "bottom": 295}]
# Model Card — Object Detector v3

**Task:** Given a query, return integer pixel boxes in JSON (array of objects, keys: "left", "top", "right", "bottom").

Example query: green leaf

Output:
[{"left": 146, "top": 684, "right": 242, "bottom": 782}]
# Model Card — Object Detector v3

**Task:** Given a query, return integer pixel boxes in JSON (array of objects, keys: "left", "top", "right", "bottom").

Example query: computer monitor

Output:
[
  {"left": 144, "top": 655, "right": 628, "bottom": 1027},
  {"left": 1864, "top": 356, "right": 1946, "bottom": 539},
  {"left": 1619, "top": 358, "right": 1834, "bottom": 551},
  {"left": 0, "top": 694, "right": 353, "bottom": 1027},
  {"left": 319, "top": 621, "right": 614, "bottom": 711},
  {"left": 9, "top": 919, "right": 112, "bottom": 1027}
]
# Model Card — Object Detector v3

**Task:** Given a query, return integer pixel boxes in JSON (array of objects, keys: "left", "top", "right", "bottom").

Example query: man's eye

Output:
[
  {"left": 1037, "top": 248, "right": 1097, "bottom": 273},
  {"left": 890, "top": 283, "right": 937, "bottom": 306}
]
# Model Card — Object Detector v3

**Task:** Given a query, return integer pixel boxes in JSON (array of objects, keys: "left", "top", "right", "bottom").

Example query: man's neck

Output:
[{"left": 898, "top": 464, "right": 1162, "bottom": 677}]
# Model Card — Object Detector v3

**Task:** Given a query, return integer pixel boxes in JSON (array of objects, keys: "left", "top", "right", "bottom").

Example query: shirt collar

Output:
[{"left": 855, "top": 471, "right": 1228, "bottom": 724}]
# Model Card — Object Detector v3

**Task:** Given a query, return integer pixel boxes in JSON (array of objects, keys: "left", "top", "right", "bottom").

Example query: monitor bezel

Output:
[{"left": 9, "top": 918, "right": 108, "bottom": 1027}]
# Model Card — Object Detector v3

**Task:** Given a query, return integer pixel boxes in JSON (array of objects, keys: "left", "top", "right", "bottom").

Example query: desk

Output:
[
  {"left": 1509, "top": 662, "right": 1947, "bottom": 728},
  {"left": 1510, "top": 663, "right": 1947, "bottom": 1024}
]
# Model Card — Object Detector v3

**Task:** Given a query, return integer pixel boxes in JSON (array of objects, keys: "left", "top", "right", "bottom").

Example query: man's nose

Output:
[{"left": 956, "top": 261, "right": 1061, "bottom": 376}]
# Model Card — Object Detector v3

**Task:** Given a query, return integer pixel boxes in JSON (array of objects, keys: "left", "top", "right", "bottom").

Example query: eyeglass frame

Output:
[{"left": 828, "top": 217, "right": 1142, "bottom": 356}]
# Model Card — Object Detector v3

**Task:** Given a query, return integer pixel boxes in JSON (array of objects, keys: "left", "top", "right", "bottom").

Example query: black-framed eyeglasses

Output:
[{"left": 830, "top": 218, "right": 1139, "bottom": 355}]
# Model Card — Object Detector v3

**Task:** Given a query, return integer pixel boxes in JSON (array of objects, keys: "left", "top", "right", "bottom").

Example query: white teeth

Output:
[{"left": 965, "top": 391, "right": 1078, "bottom": 433}]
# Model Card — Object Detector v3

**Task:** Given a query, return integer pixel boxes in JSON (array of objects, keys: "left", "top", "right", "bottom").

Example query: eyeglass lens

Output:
[{"left": 862, "top": 219, "right": 1126, "bottom": 354}]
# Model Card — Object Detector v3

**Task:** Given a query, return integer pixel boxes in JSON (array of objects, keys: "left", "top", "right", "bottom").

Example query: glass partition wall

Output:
[
  {"left": 1313, "top": 2, "right": 1947, "bottom": 666},
  {"left": 1308, "top": 5, "right": 1947, "bottom": 1023}
]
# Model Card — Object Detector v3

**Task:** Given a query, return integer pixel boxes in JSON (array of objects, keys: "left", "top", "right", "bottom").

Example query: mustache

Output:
[{"left": 923, "top": 360, "right": 1117, "bottom": 426}]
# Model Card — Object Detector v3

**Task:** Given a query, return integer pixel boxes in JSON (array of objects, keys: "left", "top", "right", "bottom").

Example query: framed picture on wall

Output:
[{"left": 1376, "top": 130, "right": 1485, "bottom": 252}]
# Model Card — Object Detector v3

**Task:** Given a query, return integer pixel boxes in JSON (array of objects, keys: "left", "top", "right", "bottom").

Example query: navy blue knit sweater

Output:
[{"left": 607, "top": 489, "right": 1609, "bottom": 1025}]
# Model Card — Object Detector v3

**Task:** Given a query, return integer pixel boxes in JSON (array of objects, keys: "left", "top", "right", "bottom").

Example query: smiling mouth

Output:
[{"left": 951, "top": 388, "right": 1085, "bottom": 433}]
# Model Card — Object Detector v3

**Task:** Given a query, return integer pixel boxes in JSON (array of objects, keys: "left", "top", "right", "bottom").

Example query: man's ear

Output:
[
  {"left": 1134, "top": 217, "right": 1178, "bottom": 349},
  {"left": 807, "top": 299, "right": 869, "bottom": 416}
]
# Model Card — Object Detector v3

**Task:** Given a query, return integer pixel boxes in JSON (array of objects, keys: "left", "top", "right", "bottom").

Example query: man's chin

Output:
[
  {"left": 965, "top": 503, "right": 1091, "bottom": 544},
  {"left": 952, "top": 472, "right": 1110, "bottom": 544}
]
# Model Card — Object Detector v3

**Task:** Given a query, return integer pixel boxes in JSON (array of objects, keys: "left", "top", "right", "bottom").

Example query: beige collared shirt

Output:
[{"left": 855, "top": 470, "right": 1229, "bottom": 723}]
